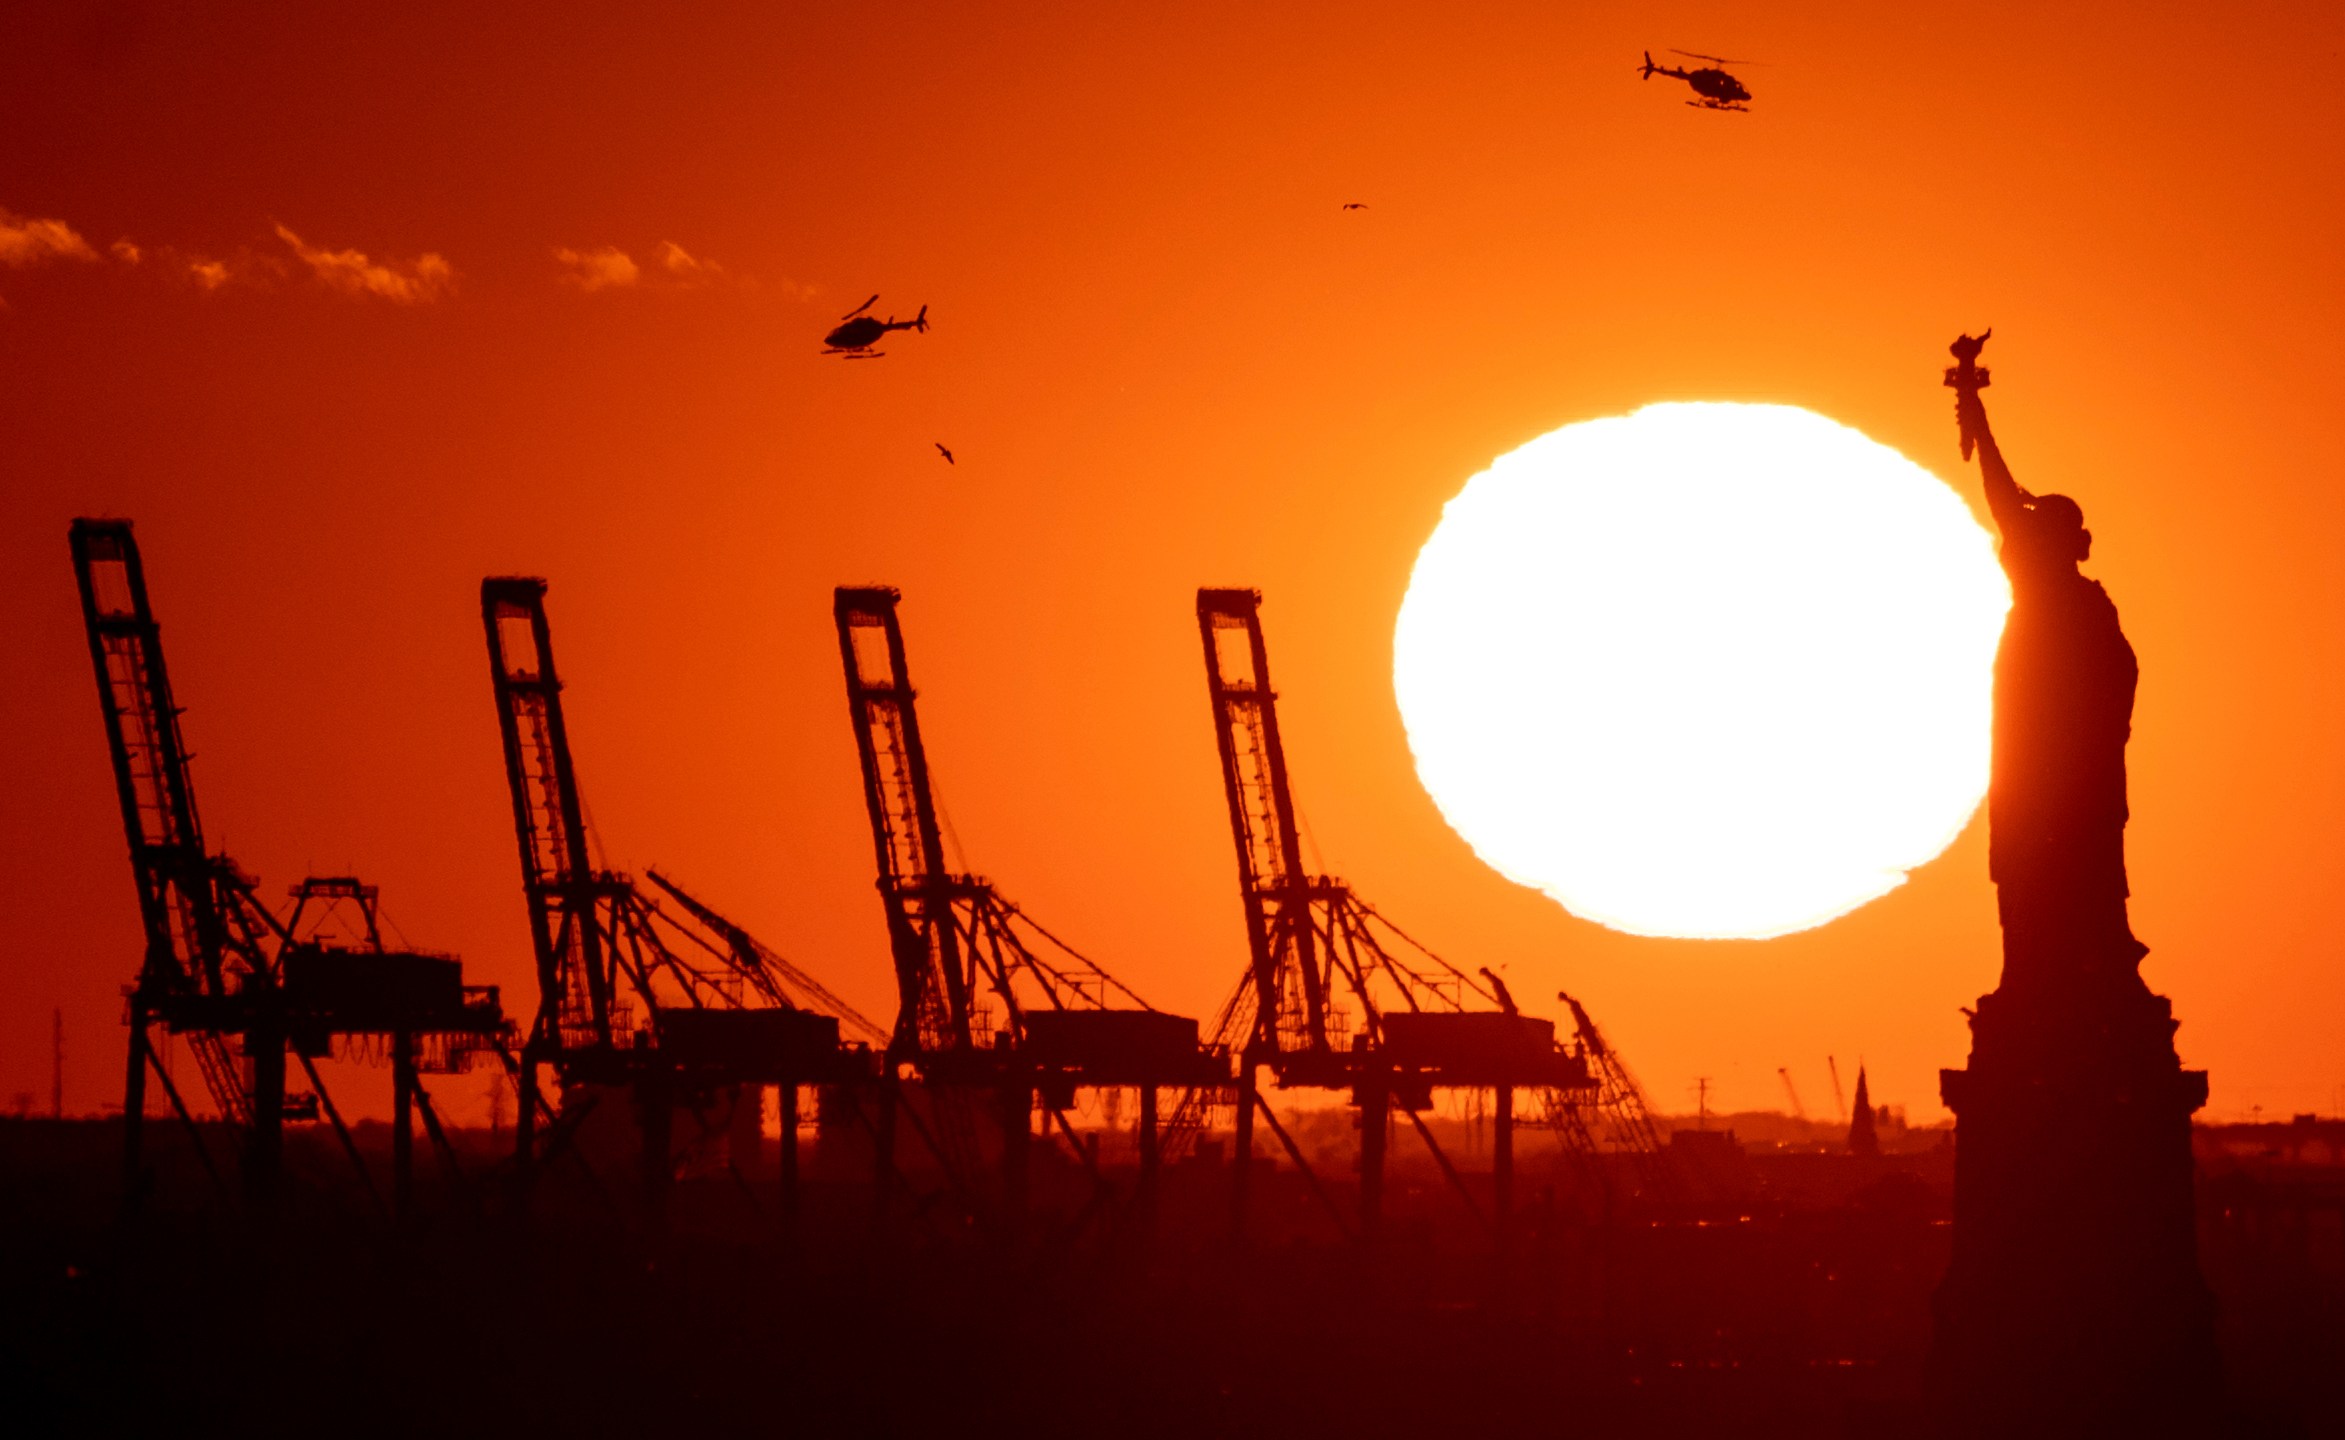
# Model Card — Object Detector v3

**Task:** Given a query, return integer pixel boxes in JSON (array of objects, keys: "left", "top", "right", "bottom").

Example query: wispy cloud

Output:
[
  {"left": 657, "top": 240, "right": 720, "bottom": 280},
  {"left": 675, "top": 243, "right": 820, "bottom": 303},
  {"left": 274, "top": 224, "right": 453, "bottom": 303},
  {"left": 552, "top": 239, "right": 801, "bottom": 298},
  {"left": 0, "top": 208, "right": 100, "bottom": 267},
  {"left": 553, "top": 245, "right": 640, "bottom": 291},
  {"left": 141, "top": 246, "right": 277, "bottom": 293},
  {"left": 0, "top": 207, "right": 823, "bottom": 312}
]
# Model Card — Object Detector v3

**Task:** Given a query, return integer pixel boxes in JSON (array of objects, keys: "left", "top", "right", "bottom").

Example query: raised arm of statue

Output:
[
  {"left": 1962, "top": 390, "right": 2031, "bottom": 537},
  {"left": 1947, "top": 331, "right": 2029, "bottom": 539}
]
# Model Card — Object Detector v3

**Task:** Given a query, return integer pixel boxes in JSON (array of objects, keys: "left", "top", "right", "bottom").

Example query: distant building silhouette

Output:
[
  {"left": 1930, "top": 335, "right": 2220, "bottom": 1435},
  {"left": 1848, "top": 1067, "right": 1879, "bottom": 1157}
]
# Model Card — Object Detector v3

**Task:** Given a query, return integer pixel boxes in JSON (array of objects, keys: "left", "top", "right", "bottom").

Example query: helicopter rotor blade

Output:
[
  {"left": 843, "top": 293, "right": 879, "bottom": 320},
  {"left": 1670, "top": 48, "right": 1764, "bottom": 66}
]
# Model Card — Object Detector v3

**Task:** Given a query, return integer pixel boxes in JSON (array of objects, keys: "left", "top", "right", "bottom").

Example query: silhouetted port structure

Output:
[
  {"left": 834, "top": 586, "right": 1225, "bottom": 1225},
  {"left": 482, "top": 578, "right": 881, "bottom": 1224},
  {"left": 67, "top": 516, "right": 1668, "bottom": 1253},
  {"left": 1192, "top": 588, "right": 1594, "bottom": 1240},
  {"left": 72, "top": 518, "right": 507, "bottom": 1218},
  {"left": 1554, "top": 991, "right": 1676, "bottom": 1208}
]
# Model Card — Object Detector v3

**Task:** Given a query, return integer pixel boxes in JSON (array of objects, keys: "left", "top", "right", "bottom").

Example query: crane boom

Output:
[
  {"left": 834, "top": 586, "right": 974, "bottom": 1058},
  {"left": 482, "top": 577, "right": 617, "bottom": 1056},
  {"left": 1196, "top": 588, "right": 1327, "bottom": 1059},
  {"left": 1779, "top": 1066, "right": 1809, "bottom": 1121},
  {"left": 70, "top": 520, "right": 239, "bottom": 1000},
  {"left": 71, "top": 519, "right": 287, "bottom": 1183},
  {"left": 645, "top": 868, "right": 889, "bottom": 1047}
]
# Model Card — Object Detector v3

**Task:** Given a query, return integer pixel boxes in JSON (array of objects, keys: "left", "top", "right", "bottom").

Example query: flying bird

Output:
[{"left": 935, "top": 443, "right": 954, "bottom": 465}]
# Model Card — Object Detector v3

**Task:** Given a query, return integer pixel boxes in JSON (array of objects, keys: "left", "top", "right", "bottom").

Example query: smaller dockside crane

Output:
[
  {"left": 279, "top": 876, "right": 506, "bottom": 1215},
  {"left": 1553, "top": 990, "right": 1673, "bottom": 1207}
]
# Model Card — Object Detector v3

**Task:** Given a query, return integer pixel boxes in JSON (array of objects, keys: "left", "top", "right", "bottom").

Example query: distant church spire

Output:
[{"left": 1848, "top": 1065, "right": 1880, "bottom": 1157}]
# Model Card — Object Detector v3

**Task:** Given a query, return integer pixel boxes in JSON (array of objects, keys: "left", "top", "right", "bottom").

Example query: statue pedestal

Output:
[{"left": 1932, "top": 981, "right": 2221, "bottom": 1434}]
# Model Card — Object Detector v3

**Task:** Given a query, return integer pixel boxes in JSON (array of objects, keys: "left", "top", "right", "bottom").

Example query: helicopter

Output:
[
  {"left": 1640, "top": 49, "right": 1754, "bottom": 112},
  {"left": 823, "top": 295, "right": 929, "bottom": 358}
]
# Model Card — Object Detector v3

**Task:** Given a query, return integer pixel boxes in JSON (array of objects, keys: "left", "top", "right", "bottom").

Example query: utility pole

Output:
[{"left": 1693, "top": 1076, "right": 1711, "bottom": 1131}]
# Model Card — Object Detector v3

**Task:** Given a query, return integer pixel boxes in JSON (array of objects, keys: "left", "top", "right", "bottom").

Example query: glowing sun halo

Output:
[{"left": 1394, "top": 403, "right": 2011, "bottom": 940}]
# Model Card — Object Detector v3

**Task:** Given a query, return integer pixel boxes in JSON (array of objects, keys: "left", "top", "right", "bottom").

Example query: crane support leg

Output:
[
  {"left": 1230, "top": 1061, "right": 1256, "bottom": 1243},
  {"left": 1047, "top": 1105, "right": 1104, "bottom": 1184},
  {"left": 1000, "top": 1081, "right": 1031, "bottom": 1229},
  {"left": 1138, "top": 1084, "right": 1160, "bottom": 1218},
  {"left": 513, "top": 1050, "right": 540, "bottom": 1206},
  {"left": 777, "top": 1083, "right": 800, "bottom": 1244},
  {"left": 873, "top": 1078, "right": 899, "bottom": 1228},
  {"left": 297, "top": 1051, "right": 383, "bottom": 1218},
  {"left": 1495, "top": 1083, "right": 1515, "bottom": 1248},
  {"left": 1401, "top": 1106, "right": 1488, "bottom": 1230},
  {"left": 639, "top": 1073, "right": 673, "bottom": 1229},
  {"left": 147, "top": 1041, "right": 227, "bottom": 1199},
  {"left": 413, "top": 1081, "right": 466, "bottom": 1186},
  {"left": 246, "top": 1022, "right": 286, "bottom": 1217},
  {"left": 1253, "top": 1089, "right": 1354, "bottom": 1240},
  {"left": 1358, "top": 1085, "right": 1388, "bottom": 1242},
  {"left": 392, "top": 1028, "right": 416, "bottom": 1222},
  {"left": 121, "top": 1007, "right": 149, "bottom": 1211}
]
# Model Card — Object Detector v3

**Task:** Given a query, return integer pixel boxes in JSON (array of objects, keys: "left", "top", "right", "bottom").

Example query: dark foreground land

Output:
[{"left": 3, "top": 1114, "right": 2339, "bottom": 1438}]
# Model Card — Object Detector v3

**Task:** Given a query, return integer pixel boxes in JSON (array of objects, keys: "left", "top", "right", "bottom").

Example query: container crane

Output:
[
  {"left": 280, "top": 875, "right": 505, "bottom": 1215},
  {"left": 1192, "top": 588, "right": 1592, "bottom": 1242},
  {"left": 481, "top": 577, "right": 874, "bottom": 1226},
  {"left": 833, "top": 586, "right": 1224, "bottom": 1226},
  {"left": 1778, "top": 1066, "right": 1809, "bottom": 1121},
  {"left": 1553, "top": 991, "right": 1672, "bottom": 1198},
  {"left": 72, "top": 518, "right": 505, "bottom": 1217}
]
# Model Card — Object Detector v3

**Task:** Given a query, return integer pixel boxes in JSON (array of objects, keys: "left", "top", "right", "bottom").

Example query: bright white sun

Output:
[{"left": 1394, "top": 402, "right": 2010, "bottom": 940}]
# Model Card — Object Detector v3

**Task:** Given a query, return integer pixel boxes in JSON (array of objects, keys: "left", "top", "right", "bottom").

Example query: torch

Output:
[{"left": 1944, "top": 329, "right": 1992, "bottom": 461}]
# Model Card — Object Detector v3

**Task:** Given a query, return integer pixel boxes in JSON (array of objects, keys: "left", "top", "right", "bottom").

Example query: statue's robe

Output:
[{"left": 1988, "top": 511, "right": 2145, "bottom": 991}]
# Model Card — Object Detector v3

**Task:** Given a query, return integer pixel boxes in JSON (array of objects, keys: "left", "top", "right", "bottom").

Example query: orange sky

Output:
[{"left": 5, "top": 2, "right": 2343, "bottom": 1128}]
